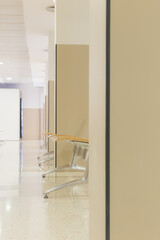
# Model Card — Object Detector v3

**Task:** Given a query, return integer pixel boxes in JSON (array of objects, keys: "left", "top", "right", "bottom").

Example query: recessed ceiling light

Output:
[
  {"left": 0, "top": 62, "right": 4, "bottom": 65},
  {"left": 6, "top": 77, "right": 12, "bottom": 80}
]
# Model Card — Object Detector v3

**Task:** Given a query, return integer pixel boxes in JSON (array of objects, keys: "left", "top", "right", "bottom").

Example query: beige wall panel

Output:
[
  {"left": 48, "top": 81, "right": 54, "bottom": 152},
  {"left": 45, "top": 96, "right": 49, "bottom": 147},
  {"left": 89, "top": 0, "right": 106, "bottom": 239},
  {"left": 57, "top": 45, "right": 89, "bottom": 166},
  {"left": 23, "top": 109, "right": 40, "bottom": 140},
  {"left": 41, "top": 103, "right": 45, "bottom": 143},
  {"left": 111, "top": 1, "right": 160, "bottom": 240},
  {"left": 40, "top": 108, "right": 44, "bottom": 140}
]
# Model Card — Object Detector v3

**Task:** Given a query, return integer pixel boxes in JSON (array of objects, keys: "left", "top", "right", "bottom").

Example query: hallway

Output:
[{"left": 0, "top": 141, "right": 89, "bottom": 240}]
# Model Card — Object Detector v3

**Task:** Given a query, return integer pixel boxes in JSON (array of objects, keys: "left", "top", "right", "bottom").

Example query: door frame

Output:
[{"left": 106, "top": 0, "right": 110, "bottom": 239}]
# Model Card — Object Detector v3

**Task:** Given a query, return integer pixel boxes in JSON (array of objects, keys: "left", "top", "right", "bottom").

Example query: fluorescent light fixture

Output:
[
  {"left": 0, "top": 62, "right": 4, "bottom": 65},
  {"left": 6, "top": 77, "right": 12, "bottom": 80}
]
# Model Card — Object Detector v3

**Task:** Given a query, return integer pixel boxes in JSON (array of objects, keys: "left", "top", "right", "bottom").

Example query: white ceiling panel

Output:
[
  {"left": 0, "top": 6, "right": 23, "bottom": 15},
  {"left": 0, "top": 0, "right": 55, "bottom": 86},
  {"left": 0, "top": 24, "right": 24, "bottom": 31},
  {"left": 0, "top": 15, "right": 24, "bottom": 23},
  {"left": 0, "top": 0, "right": 32, "bottom": 84},
  {"left": 0, "top": 0, "right": 22, "bottom": 6},
  {"left": 22, "top": 0, "right": 55, "bottom": 86}
]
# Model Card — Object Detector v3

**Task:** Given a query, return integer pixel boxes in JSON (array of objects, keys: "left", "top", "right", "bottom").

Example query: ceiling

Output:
[{"left": 0, "top": 0, "right": 55, "bottom": 86}]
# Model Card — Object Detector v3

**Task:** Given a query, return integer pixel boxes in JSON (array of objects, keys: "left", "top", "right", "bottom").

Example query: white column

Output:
[{"left": 89, "top": 0, "right": 106, "bottom": 240}]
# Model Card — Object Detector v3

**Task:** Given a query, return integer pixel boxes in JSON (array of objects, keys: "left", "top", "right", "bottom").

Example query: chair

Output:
[
  {"left": 40, "top": 134, "right": 89, "bottom": 198},
  {"left": 38, "top": 132, "right": 87, "bottom": 166},
  {"left": 37, "top": 132, "right": 55, "bottom": 166}
]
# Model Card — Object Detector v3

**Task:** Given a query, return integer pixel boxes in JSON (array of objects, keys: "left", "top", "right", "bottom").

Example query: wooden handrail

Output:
[
  {"left": 42, "top": 132, "right": 89, "bottom": 143},
  {"left": 42, "top": 132, "right": 54, "bottom": 135},
  {"left": 50, "top": 136, "right": 89, "bottom": 143}
]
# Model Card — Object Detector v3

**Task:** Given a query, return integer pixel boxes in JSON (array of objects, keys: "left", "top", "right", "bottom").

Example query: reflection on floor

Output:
[{"left": 0, "top": 140, "right": 89, "bottom": 240}]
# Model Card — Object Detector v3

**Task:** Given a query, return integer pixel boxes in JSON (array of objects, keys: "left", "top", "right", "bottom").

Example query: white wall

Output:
[
  {"left": 19, "top": 85, "right": 44, "bottom": 140},
  {"left": 56, "top": 0, "right": 89, "bottom": 44},
  {"left": 20, "top": 85, "right": 44, "bottom": 109},
  {"left": 0, "top": 89, "right": 20, "bottom": 141}
]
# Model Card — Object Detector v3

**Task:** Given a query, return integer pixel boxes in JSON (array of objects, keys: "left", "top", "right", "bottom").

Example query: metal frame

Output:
[
  {"left": 38, "top": 156, "right": 54, "bottom": 167},
  {"left": 43, "top": 141, "right": 89, "bottom": 198},
  {"left": 106, "top": 0, "right": 110, "bottom": 239},
  {"left": 37, "top": 151, "right": 54, "bottom": 160},
  {"left": 40, "top": 143, "right": 48, "bottom": 150}
]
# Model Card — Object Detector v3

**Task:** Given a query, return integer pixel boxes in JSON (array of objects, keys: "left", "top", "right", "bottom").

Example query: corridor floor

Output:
[{"left": 0, "top": 141, "right": 89, "bottom": 240}]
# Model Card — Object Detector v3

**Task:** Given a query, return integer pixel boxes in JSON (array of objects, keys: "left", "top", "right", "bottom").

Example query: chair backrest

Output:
[{"left": 71, "top": 141, "right": 89, "bottom": 161}]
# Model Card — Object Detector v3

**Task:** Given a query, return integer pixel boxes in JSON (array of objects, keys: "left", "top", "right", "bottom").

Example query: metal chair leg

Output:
[
  {"left": 38, "top": 156, "right": 54, "bottom": 166},
  {"left": 37, "top": 151, "right": 54, "bottom": 160},
  {"left": 41, "top": 145, "right": 78, "bottom": 175},
  {"left": 42, "top": 164, "right": 72, "bottom": 177},
  {"left": 42, "top": 164, "right": 86, "bottom": 177},
  {"left": 40, "top": 144, "right": 47, "bottom": 149},
  {"left": 43, "top": 141, "right": 89, "bottom": 199},
  {"left": 44, "top": 178, "right": 87, "bottom": 198},
  {"left": 44, "top": 164, "right": 88, "bottom": 198}
]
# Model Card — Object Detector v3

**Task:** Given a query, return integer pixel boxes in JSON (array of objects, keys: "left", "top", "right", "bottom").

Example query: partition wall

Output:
[
  {"left": 104, "top": 0, "right": 160, "bottom": 240},
  {"left": 0, "top": 89, "right": 21, "bottom": 141}
]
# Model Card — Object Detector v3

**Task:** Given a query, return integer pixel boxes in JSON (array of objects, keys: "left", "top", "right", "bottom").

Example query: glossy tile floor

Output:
[{"left": 0, "top": 141, "right": 89, "bottom": 240}]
